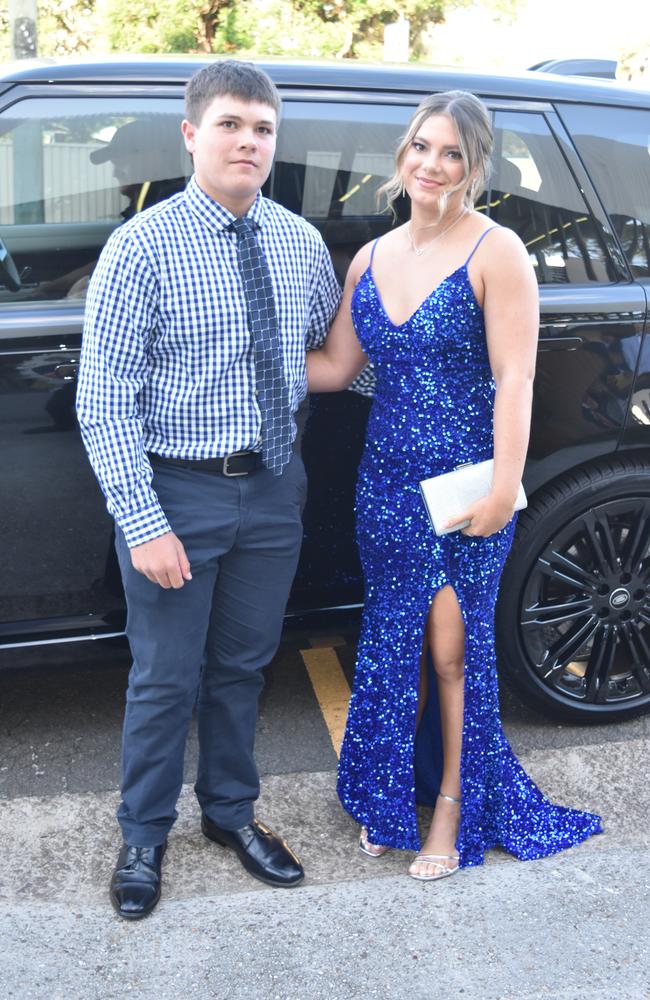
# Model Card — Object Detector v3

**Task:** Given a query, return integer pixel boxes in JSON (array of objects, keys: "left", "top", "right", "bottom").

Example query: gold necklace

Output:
[{"left": 407, "top": 210, "right": 468, "bottom": 257}]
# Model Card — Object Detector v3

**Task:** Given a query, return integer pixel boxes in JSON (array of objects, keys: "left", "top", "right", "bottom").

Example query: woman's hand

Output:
[{"left": 443, "top": 491, "right": 516, "bottom": 537}]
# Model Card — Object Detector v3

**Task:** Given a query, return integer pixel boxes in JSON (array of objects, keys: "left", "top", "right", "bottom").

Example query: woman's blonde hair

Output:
[{"left": 378, "top": 90, "right": 493, "bottom": 220}]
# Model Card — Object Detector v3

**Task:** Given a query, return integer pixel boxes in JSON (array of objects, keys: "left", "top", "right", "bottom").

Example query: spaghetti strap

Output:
[
  {"left": 369, "top": 237, "right": 381, "bottom": 266},
  {"left": 464, "top": 226, "right": 500, "bottom": 267}
]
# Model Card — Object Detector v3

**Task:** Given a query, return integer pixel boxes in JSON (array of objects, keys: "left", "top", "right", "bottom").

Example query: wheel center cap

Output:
[{"left": 609, "top": 587, "right": 631, "bottom": 610}]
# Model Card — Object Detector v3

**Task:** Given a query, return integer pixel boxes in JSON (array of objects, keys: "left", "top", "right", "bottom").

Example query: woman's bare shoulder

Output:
[
  {"left": 467, "top": 223, "right": 533, "bottom": 287},
  {"left": 481, "top": 222, "right": 529, "bottom": 263},
  {"left": 347, "top": 226, "right": 405, "bottom": 283},
  {"left": 474, "top": 223, "right": 538, "bottom": 308},
  {"left": 346, "top": 238, "right": 378, "bottom": 286}
]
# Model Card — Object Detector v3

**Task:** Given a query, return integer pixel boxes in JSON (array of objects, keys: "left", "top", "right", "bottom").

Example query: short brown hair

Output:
[{"left": 185, "top": 61, "right": 281, "bottom": 126}]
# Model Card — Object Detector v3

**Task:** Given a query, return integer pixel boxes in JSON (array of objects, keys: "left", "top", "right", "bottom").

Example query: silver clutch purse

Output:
[{"left": 419, "top": 459, "right": 527, "bottom": 536}]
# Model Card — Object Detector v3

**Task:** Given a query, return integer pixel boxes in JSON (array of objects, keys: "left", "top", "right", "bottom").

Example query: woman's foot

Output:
[
  {"left": 359, "top": 825, "right": 390, "bottom": 858},
  {"left": 408, "top": 791, "right": 460, "bottom": 880}
]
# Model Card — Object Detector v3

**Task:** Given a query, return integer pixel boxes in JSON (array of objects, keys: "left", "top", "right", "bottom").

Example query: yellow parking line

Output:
[
  {"left": 300, "top": 647, "right": 351, "bottom": 758},
  {"left": 305, "top": 634, "right": 346, "bottom": 649}
]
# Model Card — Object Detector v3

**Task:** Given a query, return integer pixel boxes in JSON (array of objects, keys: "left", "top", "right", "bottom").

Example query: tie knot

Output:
[{"left": 231, "top": 217, "right": 253, "bottom": 237}]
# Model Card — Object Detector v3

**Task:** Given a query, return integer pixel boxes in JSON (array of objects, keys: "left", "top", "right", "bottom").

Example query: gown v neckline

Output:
[{"left": 365, "top": 262, "right": 475, "bottom": 329}]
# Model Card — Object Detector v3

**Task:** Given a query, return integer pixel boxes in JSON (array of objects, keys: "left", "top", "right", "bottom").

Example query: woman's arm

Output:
[
  {"left": 306, "top": 244, "right": 371, "bottom": 392},
  {"left": 446, "top": 227, "right": 539, "bottom": 536},
  {"left": 485, "top": 228, "right": 538, "bottom": 505}
]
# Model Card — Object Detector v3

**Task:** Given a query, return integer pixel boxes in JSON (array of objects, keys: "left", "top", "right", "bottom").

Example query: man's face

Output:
[
  {"left": 182, "top": 94, "right": 277, "bottom": 215},
  {"left": 110, "top": 151, "right": 144, "bottom": 197}
]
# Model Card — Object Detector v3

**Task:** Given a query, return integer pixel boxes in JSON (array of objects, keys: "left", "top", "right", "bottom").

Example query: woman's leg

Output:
[{"left": 409, "top": 585, "right": 464, "bottom": 877}]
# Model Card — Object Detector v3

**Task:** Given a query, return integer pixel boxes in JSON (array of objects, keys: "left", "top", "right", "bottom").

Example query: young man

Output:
[{"left": 77, "top": 61, "right": 341, "bottom": 919}]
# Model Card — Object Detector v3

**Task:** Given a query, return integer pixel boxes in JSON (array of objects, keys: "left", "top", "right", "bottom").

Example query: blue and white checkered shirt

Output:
[{"left": 77, "top": 175, "right": 342, "bottom": 547}]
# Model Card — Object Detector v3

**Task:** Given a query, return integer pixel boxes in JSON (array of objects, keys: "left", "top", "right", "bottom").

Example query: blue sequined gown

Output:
[{"left": 337, "top": 229, "right": 603, "bottom": 867}]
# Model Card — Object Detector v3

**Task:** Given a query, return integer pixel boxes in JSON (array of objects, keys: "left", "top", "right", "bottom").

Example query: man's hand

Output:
[{"left": 130, "top": 532, "right": 192, "bottom": 589}]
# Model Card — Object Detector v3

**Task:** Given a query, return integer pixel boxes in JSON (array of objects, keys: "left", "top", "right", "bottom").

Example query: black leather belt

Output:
[{"left": 148, "top": 450, "right": 264, "bottom": 477}]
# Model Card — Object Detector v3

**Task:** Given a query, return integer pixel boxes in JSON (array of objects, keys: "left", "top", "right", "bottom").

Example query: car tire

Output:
[{"left": 496, "top": 455, "right": 650, "bottom": 722}]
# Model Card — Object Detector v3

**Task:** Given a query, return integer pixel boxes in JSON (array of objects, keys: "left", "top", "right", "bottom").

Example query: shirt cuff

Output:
[{"left": 117, "top": 504, "right": 173, "bottom": 549}]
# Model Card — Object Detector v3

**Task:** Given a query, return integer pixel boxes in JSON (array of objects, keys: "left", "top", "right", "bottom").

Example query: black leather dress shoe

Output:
[
  {"left": 201, "top": 815, "right": 304, "bottom": 888},
  {"left": 109, "top": 841, "right": 167, "bottom": 919}
]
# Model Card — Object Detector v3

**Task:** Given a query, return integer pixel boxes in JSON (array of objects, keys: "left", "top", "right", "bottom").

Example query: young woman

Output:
[{"left": 307, "top": 91, "right": 602, "bottom": 880}]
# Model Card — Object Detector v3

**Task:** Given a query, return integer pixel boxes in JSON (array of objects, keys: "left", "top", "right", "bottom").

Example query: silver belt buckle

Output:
[{"left": 222, "top": 450, "right": 250, "bottom": 477}]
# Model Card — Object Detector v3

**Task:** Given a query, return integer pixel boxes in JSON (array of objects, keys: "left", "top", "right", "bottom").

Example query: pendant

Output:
[{"left": 414, "top": 247, "right": 424, "bottom": 257}]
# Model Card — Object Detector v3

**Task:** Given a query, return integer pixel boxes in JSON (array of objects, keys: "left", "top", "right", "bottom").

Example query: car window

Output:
[
  {"left": 274, "top": 101, "right": 410, "bottom": 217},
  {"left": 489, "top": 110, "right": 617, "bottom": 284},
  {"left": 272, "top": 101, "right": 413, "bottom": 281},
  {"left": 0, "top": 97, "right": 189, "bottom": 303},
  {"left": 557, "top": 104, "right": 650, "bottom": 279}
]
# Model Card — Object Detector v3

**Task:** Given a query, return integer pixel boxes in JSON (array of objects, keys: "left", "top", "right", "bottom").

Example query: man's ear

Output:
[{"left": 181, "top": 119, "right": 196, "bottom": 154}]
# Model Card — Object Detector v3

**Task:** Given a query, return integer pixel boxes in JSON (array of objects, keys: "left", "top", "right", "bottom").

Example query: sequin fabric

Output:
[{"left": 337, "top": 233, "right": 603, "bottom": 867}]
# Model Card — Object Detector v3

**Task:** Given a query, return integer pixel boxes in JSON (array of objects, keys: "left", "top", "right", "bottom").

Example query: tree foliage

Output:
[
  {"left": 0, "top": 9, "right": 10, "bottom": 62},
  {"left": 101, "top": 0, "right": 202, "bottom": 54},
  {"left": 4, "top": 0, "right": 522, "bottom": 61},
  {"left": 99, "top": 0, "right": 453, "bottom": 58},
  {"left": 618, "top": 39, "right": 650, "bottom": 84},
  {"left": 40, "top": 0, "right": 97, "bottom": 56}
]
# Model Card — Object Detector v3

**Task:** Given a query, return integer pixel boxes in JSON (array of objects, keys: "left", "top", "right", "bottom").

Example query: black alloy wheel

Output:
[{"left": 496, "top": 457, "right": 650, "bottom": 722}]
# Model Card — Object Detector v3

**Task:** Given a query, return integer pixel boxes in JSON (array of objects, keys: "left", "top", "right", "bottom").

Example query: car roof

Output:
[{"left": 1, "top": 56, "right": 649, "bottom": 109}]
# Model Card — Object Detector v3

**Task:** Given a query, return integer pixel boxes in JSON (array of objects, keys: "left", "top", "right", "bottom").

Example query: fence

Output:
[{"left": 0, "top": 140, "right": 125, "bottom": 224}]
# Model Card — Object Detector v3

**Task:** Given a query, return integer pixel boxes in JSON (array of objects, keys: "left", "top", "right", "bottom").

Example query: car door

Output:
[
  {"left": 0, "top": 87, "right": 188, "bottom": 641},
  {"left": 270, "top": 96, "right": 414, "bottom": 611},
  {"left": 485, "top": 105, "right": 646, "bottom": 489},
  {"left": 555, "top": 101, "right": 650, "bottom": 446},
  {"left": 487, "top": 101, "right": 650, "bottom": 720}
]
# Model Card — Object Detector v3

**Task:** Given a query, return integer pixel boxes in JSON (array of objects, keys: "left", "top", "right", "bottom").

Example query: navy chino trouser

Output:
[{"left": 114, "top": 453, "right": 307, "bottom": 847}]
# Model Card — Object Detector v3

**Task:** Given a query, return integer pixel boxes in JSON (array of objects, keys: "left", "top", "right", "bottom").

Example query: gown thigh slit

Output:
[
  {"left": 416, "top": 583, "right": 465, "bottom": 728},
  {"left": 414, "top": 582, "right": 463, "bottom": 751},
  {"left": 419, "top": 583, "right": 465, "bottom": 780},
  {"left": 336, "top": 231, "right": 603, "bottom": 867}
]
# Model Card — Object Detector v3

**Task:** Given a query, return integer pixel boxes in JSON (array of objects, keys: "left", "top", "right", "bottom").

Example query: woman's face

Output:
[{"left": 400, "top": 112, "right": 468, "bottom": 212}]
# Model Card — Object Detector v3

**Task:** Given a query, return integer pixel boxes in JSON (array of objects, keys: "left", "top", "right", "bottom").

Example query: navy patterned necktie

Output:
[{"left": 230, "top": 217, "right": 293, "bottom": 475}]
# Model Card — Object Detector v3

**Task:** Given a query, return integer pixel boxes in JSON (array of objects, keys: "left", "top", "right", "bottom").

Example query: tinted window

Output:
[
  {"left": 272, "top": 102, "right": 412, "bottom": 280},
  {"left": 558, "top": 104, "right": 650, "bottom": 279},
  {"left": 0, "top": 98, "right": 189, "bottom": 302},
  {"left": 274, "top": 102, "right": 410, "bottom": 218},
  {"left": 489, "top": 111, "right": 616, "bottom": 284}
]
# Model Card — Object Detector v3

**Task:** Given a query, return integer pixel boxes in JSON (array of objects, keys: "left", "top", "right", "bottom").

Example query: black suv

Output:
[{"left": 1, "top": 58, "right": 649, "bottom": 723}]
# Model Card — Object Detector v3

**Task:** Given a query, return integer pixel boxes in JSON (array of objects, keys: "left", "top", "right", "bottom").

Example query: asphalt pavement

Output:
[{"left": 1, "top": 632, "right": 649, "bottom": 1000}]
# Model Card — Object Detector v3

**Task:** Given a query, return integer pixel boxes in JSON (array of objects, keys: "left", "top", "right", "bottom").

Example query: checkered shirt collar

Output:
[{"left": 185, "top": 174, "right": 266, "bottom": 234}]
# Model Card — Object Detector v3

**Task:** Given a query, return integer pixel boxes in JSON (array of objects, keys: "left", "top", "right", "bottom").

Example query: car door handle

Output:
[{"left": 537, "top": 334, "right": 584, "bottom": 352}]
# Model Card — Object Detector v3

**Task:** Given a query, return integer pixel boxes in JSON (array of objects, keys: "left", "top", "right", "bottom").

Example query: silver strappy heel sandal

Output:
[
  {"left": 408, "top": 791, "right": 461, "bottom": 881},
  {"left": 359, "top": 825, "right": 390, "bottom": 858}
]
